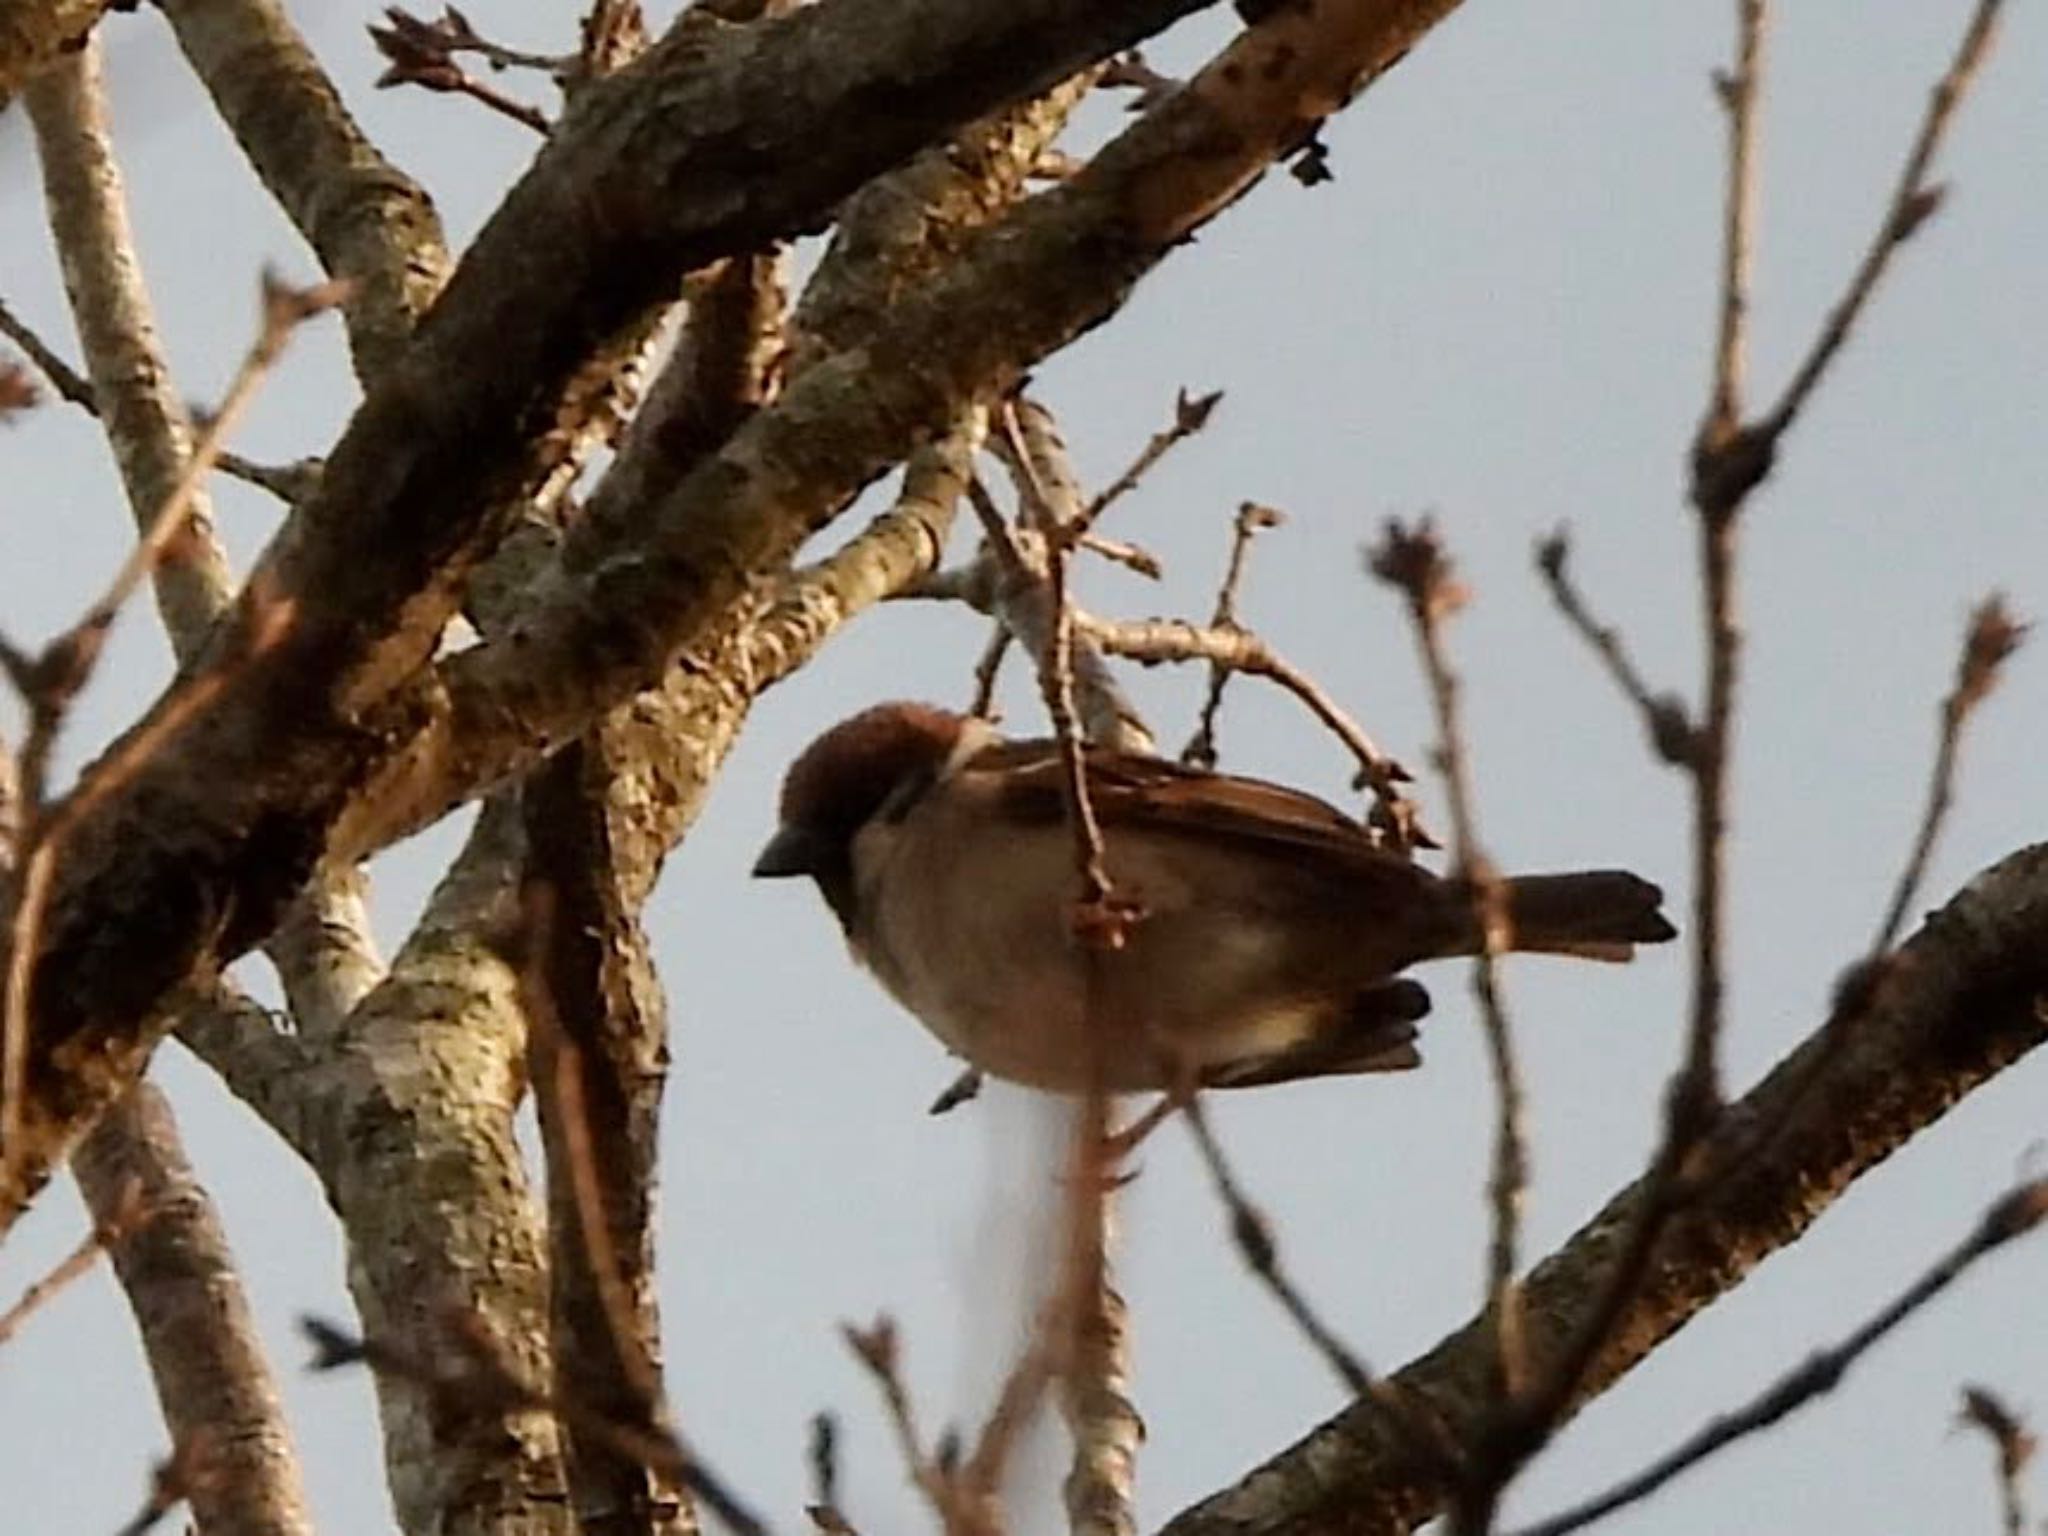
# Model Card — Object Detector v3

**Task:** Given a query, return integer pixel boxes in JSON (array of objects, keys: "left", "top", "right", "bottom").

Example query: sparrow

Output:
[{"left": 754, "top": 702, "right": 1675, "bottom": 1094}]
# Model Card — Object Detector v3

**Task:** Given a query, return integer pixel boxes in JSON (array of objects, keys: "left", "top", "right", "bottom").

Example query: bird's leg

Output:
[{"left": 1102, "top": 1042, "right": 1201, "bottom": 1160}]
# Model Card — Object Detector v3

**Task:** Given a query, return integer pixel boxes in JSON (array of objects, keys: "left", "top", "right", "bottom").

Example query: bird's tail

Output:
[{"left": 1448, "top": 870, "right": 1677, "bottom": 962}]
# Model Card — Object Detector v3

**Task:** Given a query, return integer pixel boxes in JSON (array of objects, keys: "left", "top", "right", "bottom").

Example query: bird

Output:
[{"left": 754, "top": 701, "right": 1675, "bottom": 1095}]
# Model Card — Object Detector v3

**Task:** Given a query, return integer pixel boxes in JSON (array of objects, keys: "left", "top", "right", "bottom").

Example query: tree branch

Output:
[
  {"left": 0, "top": 0, "right": 1263, "bottom": 1237},
  {"left": 158, "top": 0, "right": 451, "bottom": 378},
  {"left": 1160, "top": 844, "right": 2048, "bottom": 1536},
  {"left": 75, "top": 1084, "right": 315, "bottom": 1536}
]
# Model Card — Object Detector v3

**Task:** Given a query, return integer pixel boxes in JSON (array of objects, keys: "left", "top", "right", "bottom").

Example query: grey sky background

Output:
[{"left": 2, "top": 4, "right": 2045, "bottom": 1533}]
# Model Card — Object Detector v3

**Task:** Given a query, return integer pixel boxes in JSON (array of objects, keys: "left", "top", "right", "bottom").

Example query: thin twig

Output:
[
  {"left": 1686, "top": 0, "right": 1772, "bottom": 1126},
  {"left": 1, "top": 275, "right": 338, "bottom": 1174},
  {"left": 2, "top": 589, "right": 293, "bottom": 1210},
  {"left": 1510, "top": 0, "right": 1776, "bottom": 1475},
  {"left": 968, "top": 628, "right": 1010, "bottom": 719},
  {"left": 1759, "top": 0, "right": 2007, "bottom": 440},
  {"left": 1182, "top": 1098, "right": 1375, "bottom": 1396},
  {"left": 995, "top": 396, "right": 1147, "bottom": 1536},
  {"left": 1704, "top": 0, "right": 1765, "bottom": 437},
  {"left": 0, "top": 1174, "right": 147, "bottom": 1347},
  {"left": 1056, "top": 1087, "right": 1138, "bottom": 1536},
  {"left": 1077, "top": 386, "right": 1220, "bottom": 534},
  {"left": 1075, "top": 532, "right": 1162, "bottom": 580},
  {"left": 999, "top": 400, "right": 1124, "bottom": 932},
  {"left": 304, "top": 1313, "right": 769, "bottom": 1536},
  {"left": 1097, "top": 51, "right": 1181, "bottom": 112},
  {"left": 1871, "top": 596, "right": 2025, "bottom": 955},
  {"left": 805, "top": 1410, "right": 864, "bottom": 1535},
  {"left": 1078, "top": 613, "right": 1423, "bottom": 848},
  {"left": 112, "top": 1437, "right": 214, "bottom": 1536},
  {"left": 376, "top": 5, "right": 571, "bottom": 75},
  {"left": 1534, "top": 529, "right": 1696, "bottom": 768},
  {"left": 962, "top": 1336, "right": 1055, "bottom": 1510},
  {"left": 963, "top": 468, "right": 1154, "bottom": 758},
  {"left": 1957, "top": 1385, "right": 2034, "bottom": 1536},
  {"left": 0, "top": 295, "right": 316, "bottom": 500},
  {"left": 807, "top": 1411, "right": 839, "bottom": 1513},
  {"left": 1678, "top": 0, "right": 1769, "bottom": 1149},
  {"left": 1506, "top": 1181, "right": 2048, "bottom": 1536},
  {"left": 1366, "top": 520, "right": 1527, "bottom": 1534},
  {"left": 964, "top": 475, "right": 1035, "bottom": 585},
  {"left": 0, "top": 296, "right": 93, "bottom": 406},
  {"left": 840, "top": 1316, "right": 964, "bottom": 1530},
  {"left": 370, "top": 8, "right": 556, "bottom": 132},
  {"left": 86, "top": 272, "right": 347, "bottom": 652},
  {"left": 450, "top": 73, "right": 553, "bottom": 134},
  {"left": 928, "top": 1067, "right": 985, "bottom": 1115},
  {"left": 1181, "top": 501, "right": 1283, "bottom": 769},
  {"left": 1620, "top": 6, "right": 2015, "bottom": 1379}
]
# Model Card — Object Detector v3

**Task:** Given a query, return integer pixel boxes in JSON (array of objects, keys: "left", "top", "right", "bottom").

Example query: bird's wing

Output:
[{"left": 965, "top": 739, "right": 1427, "bottom": 883}]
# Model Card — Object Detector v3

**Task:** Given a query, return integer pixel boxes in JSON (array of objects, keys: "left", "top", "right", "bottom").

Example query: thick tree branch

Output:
[
  {"left": 0, "top": 0, "right": 111, "bottom": 102},
  {"left": 1159, "top": 844, "right": 2048, "bottom": 1536},
  {"left": 158, "top": 0, "right": 451, "bottom": 378},
  {"left": 26, "top": 37, "right": 384, "bottom": 1074},
  {"left": 337, "top": 0, "right": 1450, "bottom": 858},
  {"left": 75, "top": 1084, "right": 315, "bottom": 1536},
  {"left": 0, "top": 0, "right": 1254, "bottom": 1236},
  {"left": 298, "top": 799, "right": 570, "bottom": 1536},
  {"left": 26, "top": 40, "right": 239, "bottom": 651},
  {"left": 511, "top": 219, "right": 794, "bottom": 1536}
]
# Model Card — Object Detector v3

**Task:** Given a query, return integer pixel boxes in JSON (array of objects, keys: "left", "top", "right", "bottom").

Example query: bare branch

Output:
[
  {"left": 2, "top": 0, "right": 1469, "bottom": 1233},
  {"left": 1000, "top": 400, "right": 1129, "bottom": 934},
  {"left": 1, "top": 271, "right": 338, "bottom": 1175},
  {"left": 370, "top": 8, "right": 554, "bottom": 134},
  {"left": 1159, "top": 846, "right": 2048, "bottom": 1536},
  {"left": 111, "top": 1437, "right": 216, "bottom": 1536},
  {"left": 81, "top": 271, "right": 346, "bottom": 675},
  {"left": 1076, "top": 614, "right": 1422, "bottom": 846},
  {"left": 1077, "top": 386, "right": 1221, "bottom": 534},
  {"left": 1181, "top": 500, "right": 1283, "bottom": 769},
  {"left": 1182, "top": 1098, "right": 1375, "bottom": 1396},
  {"left": 0, "top": 287, "right": 313, "bottom": 494},
  {"left": 378, "top": 5, "right": 573, "bottom": 78},
  {"left": 75, "top": 1085, "right": 315, "bottom": 1536},
  {"left": 840, "top": 1316, "right": 962, "bottom": 1531},
  {"left": 0, "top": 1169, "right": 146, "bottom": 1348},
  {"left": 1506, "top": 1181, "right": 2048, "bottom": 1536},
  {"left": 160, "top": 0, "right": 450, "bottom": 378},
  {"left": 1957, "top": 1385, "right": 2035, "bottom": 1536},
  {"left": 304, "top": 1313, "right": 770, "bottom": 1536},
  {"left": 0, "top": 294, "right": 92, "bottom": 405},
  {"left": 1534, "top": 529, "right": 1695, "bottom": 768},
  {"left": 1872, "top": 595, "right": 2026, "bottom": 955},
  {"left": 807, "top": 1412, "right": 840, "bottom": 1516},
  {"left": 1057, "top": 1093, "right": 1139, "bottom": 1536},
  {"left": 0, "top": 0, "right": 114, "bottom": 100},
  {"left": 968, "top": 628, "right": 1011, "bottom": 719},
  {"left": 1366, "top": 520, "right": 1526, "bottom": 1532},
  {"left": 1759, "top": 0, "right": 2007, "bottom": 441},
  {"left": 1076, "top": 532, "right": 1163, "bottom": 580},
  {"left": 1703, "top": 0, "right": 1766, "bottom": 439}
]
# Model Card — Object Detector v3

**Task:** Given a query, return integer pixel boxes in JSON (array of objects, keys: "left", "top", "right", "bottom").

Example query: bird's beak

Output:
[{"left": 752, "top": 823, "right": 829, "bottom": 878}]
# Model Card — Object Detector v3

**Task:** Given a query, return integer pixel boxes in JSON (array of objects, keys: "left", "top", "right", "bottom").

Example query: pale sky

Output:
[{"left": 3, "top": 5, "right": 2046, "bottom": 1534}]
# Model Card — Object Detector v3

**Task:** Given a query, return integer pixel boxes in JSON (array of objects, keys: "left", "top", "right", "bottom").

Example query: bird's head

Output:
[{"left": 754, "top": 703, "right": 989, "bottom": 916}]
